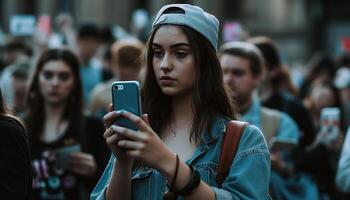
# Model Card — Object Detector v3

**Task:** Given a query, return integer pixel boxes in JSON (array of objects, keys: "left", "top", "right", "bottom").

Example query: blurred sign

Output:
[
  {"left": 222, "top": 21, "right": 248, "bottom": 42},
  {"left": 10, "top": 15, "right": 36, "bottom": 36},
  {"left": 341, "top": 37, "right": 350, "bottom": 53}
]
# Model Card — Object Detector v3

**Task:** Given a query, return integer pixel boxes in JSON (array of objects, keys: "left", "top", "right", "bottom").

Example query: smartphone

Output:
[
  {"left": 111, "top": 81, "right": 142, "bottom": 131},
  {"left": 55, "top": 144, "right": 81, "bottom": 171},
  {"left": 269, "top": 138, "right": 297, "bottom": 152},
  {"left": 320, "top": 107, "right": 340, "bottom": 143}
]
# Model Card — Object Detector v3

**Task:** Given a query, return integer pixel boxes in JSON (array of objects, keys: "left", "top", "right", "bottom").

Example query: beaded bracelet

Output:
[{"left": 173, "top": 164, "right": 201, "bottom": 196}]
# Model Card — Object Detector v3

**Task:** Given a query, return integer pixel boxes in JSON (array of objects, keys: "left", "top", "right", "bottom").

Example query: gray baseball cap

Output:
[{"left": 152, "top": 4, "right": 219, "bottom": 50}]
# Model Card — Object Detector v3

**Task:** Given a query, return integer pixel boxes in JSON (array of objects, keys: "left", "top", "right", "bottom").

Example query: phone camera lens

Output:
[{"left": 114, "top": 85, "right": 124, "bottom": 90}]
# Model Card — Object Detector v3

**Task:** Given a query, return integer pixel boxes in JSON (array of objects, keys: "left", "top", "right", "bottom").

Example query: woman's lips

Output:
[
  {"left": 160, "top": 76, "right": 176, "bottom": 86},
  {"left": 47, "top": 91, "right": 60, "bottom": 96}
]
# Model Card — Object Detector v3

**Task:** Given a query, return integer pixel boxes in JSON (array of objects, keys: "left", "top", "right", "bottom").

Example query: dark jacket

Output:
[{"left": 0, "top": 116, "right": 32, "bottom": 200}]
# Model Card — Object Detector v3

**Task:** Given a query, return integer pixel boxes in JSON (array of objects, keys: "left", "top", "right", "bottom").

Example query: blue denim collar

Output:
[
  {"left": 242, "top": 97, "right": 260, "bottom": 117},
  {"left": 200, "top": 116, "right": 229, "bottom": 145},
  {"left": 240, "top": 97, "right": 262, "bottom": 130}
]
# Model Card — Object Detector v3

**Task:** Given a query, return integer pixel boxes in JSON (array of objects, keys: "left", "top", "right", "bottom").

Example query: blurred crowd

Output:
[{"left": 0, "top": 11, "right": 350, "bottom": 200}]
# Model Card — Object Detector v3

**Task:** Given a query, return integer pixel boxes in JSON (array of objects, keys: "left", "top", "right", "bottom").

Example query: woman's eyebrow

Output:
[
  {"left": 152, "top": 42, "right": 190, "bottom": 49},
  {"left": 151, "top": 43, "right": 161, "bottom": 48},
  {"left": 41, "top": 69, "right": 71, "bottom": 73},
  {"left": 170, "top": 43, "right": 190, "bottom": 48}
]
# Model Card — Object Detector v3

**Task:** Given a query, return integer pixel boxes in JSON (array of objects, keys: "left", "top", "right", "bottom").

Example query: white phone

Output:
[{"left": 319, "top": 107, "right": 340, "bottom": 144}]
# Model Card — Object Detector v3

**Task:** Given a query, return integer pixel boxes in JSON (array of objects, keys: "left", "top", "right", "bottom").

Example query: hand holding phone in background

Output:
[
  {"left": 68, "top": 151, "right": 97, "bottom": 176},
  {"left": 54, "top": 144, "right": 81, "bottom": 172},
  {"left": 269, "top": 138, "right": 297, "bottom": 176},
  {"left": 318, "top": 107, "right": 341, "bottom": 145},
  {"left": 311, "top": 107, "right": 343, "bottom": 151},
  {"left": 269, "top": 137, "right": 298, "bottom": 153}
]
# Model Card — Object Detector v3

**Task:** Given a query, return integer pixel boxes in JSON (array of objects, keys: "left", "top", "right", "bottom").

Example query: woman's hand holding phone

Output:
[
  {"left": 103, "top": 108, "right": 175, "bottom": 174},
  {"left": 103, "top": 108, "right": 134, "bottom": 166}
]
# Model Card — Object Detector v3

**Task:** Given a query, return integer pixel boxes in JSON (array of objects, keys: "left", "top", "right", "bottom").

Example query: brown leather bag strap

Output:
[{"left": 216, "top": 120, "right": 248, "bottom": 186}]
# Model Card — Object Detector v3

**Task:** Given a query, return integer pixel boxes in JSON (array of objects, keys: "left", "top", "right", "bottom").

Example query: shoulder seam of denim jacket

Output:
[
  {"left": 236, "top": 142, "right": 269, "bottom": 155},
  {"left": 235, "top": 125, "right": 270, "bottom": 158},
  {"left": 235, "top": 148, "right": 270, "bottom": 160}
]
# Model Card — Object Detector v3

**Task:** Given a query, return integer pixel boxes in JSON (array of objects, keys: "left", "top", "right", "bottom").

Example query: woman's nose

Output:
[
  {"left": 50, "top": 76, "right": 60, "bottom": 86},
  {"left": 160, "top": 53, "right": 173, "bottom": 72}
]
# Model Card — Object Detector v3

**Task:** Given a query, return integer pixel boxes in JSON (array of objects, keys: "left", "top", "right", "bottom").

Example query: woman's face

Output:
[
  {"left": 39, "top": 60, "right": 75, "bottom": 105},
  {"left": 151, "top": 25, "right": 196, "bottom": 97},
  {"left": 311, "top": 85, "right": 336, "bottom": 116}
]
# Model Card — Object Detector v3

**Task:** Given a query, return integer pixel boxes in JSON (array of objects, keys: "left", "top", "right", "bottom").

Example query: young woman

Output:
[
  {"left": 92, "top": 4, "right": 270, "bottom": 200},
  {"left": 295, "top": 81, "right": 344, "bottom": 199},
  {"left": 0, "top": 88, "right": 32, "bottom": 199},
  {"left": 25, "top": 49, "right": 109, "bottom": 200}
]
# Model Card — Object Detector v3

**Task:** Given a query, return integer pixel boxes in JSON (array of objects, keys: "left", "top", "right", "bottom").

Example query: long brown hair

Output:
[
  {"left": 142, "top": 25, "right": 236, "bottom": 143},
  {"left": 0, "top": 88, "right": 25, "bottom": 127},
  {"left": 25, "top": 49, "right": 84, "bottom": 147},
  {"left": 248, "top": 36, "right": 298, "bottom": 96}
]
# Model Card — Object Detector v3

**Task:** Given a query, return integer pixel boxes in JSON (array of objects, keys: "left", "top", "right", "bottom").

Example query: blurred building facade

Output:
[{"left": 1, "top": 0, "right": 349, "bottom": 65}]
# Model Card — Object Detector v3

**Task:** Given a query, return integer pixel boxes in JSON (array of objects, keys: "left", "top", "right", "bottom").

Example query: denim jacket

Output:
[
  {"left": 241, "top": 98, "right": 300, "bottom": 141},
  {"left": 91, "top": 117, "right": 271, "bottom": 200}
]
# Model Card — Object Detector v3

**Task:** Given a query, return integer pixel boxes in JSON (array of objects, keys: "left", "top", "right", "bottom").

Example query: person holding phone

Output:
[
  {"left": 24, "top": 49, "right": 109, "bottom": 200},
  {"left": 301, "top": 82, "right": 344, "bottom": 198},
  {"left": 92, "top": 4, "right": 270, "bottom": 200},
  {"left": 0, "top": 88, "right": 32, "bottom": 199}
]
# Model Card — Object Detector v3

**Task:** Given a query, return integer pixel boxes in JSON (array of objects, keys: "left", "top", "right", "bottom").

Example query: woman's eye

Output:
[
  {"left": 153, "top": 50, "right": 163, "bottom": 58},
  {"left": 223, "top": 68, "right": 229, "bottom": 75},
  {"left": 58, "top": 73, "right": 71, "bottom": 81},
  {"left": 42, "top": 71, "right": 54, "bottom": 80},
  {"left": 175, "top": 51, "right": 187, "bottom": 59},
  {"left": 232, "top": 69, "right": 246, "bottom": 77}
]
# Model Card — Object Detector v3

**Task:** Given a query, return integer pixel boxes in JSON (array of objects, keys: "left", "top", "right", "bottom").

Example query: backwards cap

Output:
[{"left": 152, "top": 4, "right": 219, "bottom": 50}]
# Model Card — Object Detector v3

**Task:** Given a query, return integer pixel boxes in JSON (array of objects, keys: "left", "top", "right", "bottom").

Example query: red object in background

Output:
[
  {"left": 341, "top": 37, "right": 350, "bottom": 53},
  {"left": 37, "top": 15, "right": 52, "bottom": 36},
  {"left": 222, "top": 21, "right": 247, "bottom": 42}
]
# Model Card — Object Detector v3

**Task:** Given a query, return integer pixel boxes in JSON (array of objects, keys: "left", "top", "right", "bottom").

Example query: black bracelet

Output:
[
  {"left": 173, "top": 164, "right": 201, "bottom": 196},
  {"left": 168, "top": 154, "right": 179, "bottom": 190}
]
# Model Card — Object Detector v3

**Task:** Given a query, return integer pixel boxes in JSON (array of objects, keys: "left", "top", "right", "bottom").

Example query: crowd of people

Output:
[{"left": 0, "top": 3, "right": 350, "bottom": 200}]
